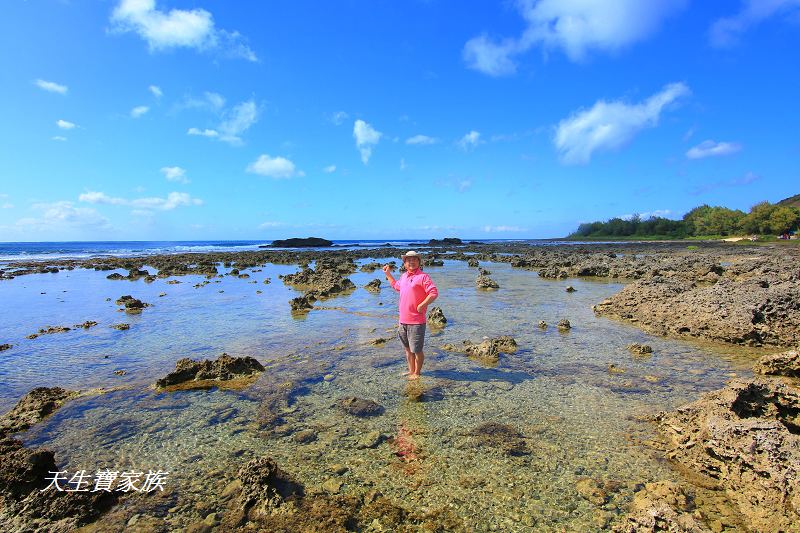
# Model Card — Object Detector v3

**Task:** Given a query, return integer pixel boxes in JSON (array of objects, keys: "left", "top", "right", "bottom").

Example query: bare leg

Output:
[
  {"left": 402, "top": 348, "right": 414, "bottom": 376},
  {"left": 409, "top": 351, "right": 424, "bottom": 379}
]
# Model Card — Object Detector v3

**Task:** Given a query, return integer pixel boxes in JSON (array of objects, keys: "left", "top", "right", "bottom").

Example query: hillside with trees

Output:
[{"left": 568, "top": 197, "right": 800, "bottom": 239}]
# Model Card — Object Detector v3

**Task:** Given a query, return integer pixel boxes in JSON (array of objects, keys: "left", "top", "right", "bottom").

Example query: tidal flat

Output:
[{"left": 0, "top": 243, "right": 796, "bottom": 532}]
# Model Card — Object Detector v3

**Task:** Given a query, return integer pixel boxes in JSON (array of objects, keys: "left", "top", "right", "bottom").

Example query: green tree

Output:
[
  {"left": 742, "top": 202, "right": 776, "bottom": 234},
  {"left": 767, "top": 206, "right": 800, "bottom": 234}
]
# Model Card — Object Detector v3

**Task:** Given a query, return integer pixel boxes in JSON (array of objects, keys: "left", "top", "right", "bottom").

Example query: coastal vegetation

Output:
[{"left": 569, "top": 196, "right": 800, "bottom": 240}]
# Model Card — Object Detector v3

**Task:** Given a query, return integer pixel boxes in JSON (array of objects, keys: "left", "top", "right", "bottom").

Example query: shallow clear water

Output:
[{"left": 0, "top": 259, "right": 757, "bottom": 530}]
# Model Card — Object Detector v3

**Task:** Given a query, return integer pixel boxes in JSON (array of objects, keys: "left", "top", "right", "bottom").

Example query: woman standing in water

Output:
[{"left": 382, "top": 251, "right": 439, "bottom": 380}]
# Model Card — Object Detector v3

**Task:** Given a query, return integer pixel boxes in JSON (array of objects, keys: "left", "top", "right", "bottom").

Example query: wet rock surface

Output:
[
  {"left": 155, "top": 353, "right": 265, "bottom": 389},
  {"left": 654, "top": 377, "right": 800, "bottom": 532},
  {"left": 594, "top": 273, "right": 800, "bottom": 348},
  {"left": 459, "top": 336, "right": 518, "bottom": 365},
  {"left": 0, "top": 344, "right": 12, "bottom": 352},
  {"left": 612, "top": 481, "right": 709, "bottom": 533},
  {"left": 115, "top": 295, "right": 150, "bottom": 312},
  {"left": 627, "top": 343, "right": 653, "bottom": 356},
  {"left": 0, "top": 387, "right": 79, "bottom": 436},
  {"left": 363, "top": 278, "right": 381, "bottom": 293},
  {"left": 335, "top": 397, "right": 384, "bottom": 417},
  {"left": 467, "top": 422, "right": 528, "bottom": 456},
  {"left": 476, "top": 273, "right": 499, "bottom": 289},
  {"left": 427, "top": 306, "right": 447, "bottom": 328}
]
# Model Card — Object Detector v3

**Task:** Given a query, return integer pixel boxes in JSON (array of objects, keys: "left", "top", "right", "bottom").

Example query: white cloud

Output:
[
  {"left": 56, "top": 119, "right": 76, "bottom": 130},
  {"left": 110, "top": 0, "right": 257, "bottom": 61},
  {"left": 161, "top": 166, "right": 189, "bottom": 184},
  {"left": 52, "top": 136, "right": 68, "bottom": 142},
  {"left": 330, "top": 111, "right": 349, "bottom": 125},
  {"left": 79, "top": 191, "right": 202, "bottom": 210},
  {"left": 187, "top": 127, "right": 219, "bottom": 137},
  {"left": 710, "top": 0, "right": 800, "bottom": 47},
  {"left": 554, "top": 82, "right": 690, "bottom": 164},
  {"left": 323, "top": 165, "right": 336, "bottom": 173},
  {"left": 35, "top": 79, "right": 68, "bottom": 94},
  {"left": 218, "top": 100, "right": 258, "bottom": 144},
  {"left": 182, "top": 91, "right": 226, "bottom": 112},
  {"left": 400, "top": 158, "right": 407, "bottom": 170},
  {"left": 18, "top": 201, "right": 109, "bottom": 231},
  {"left": 458, "top": 179, "right": 473, "bottom": 192},
  {"left": 686, "top": 140, "right": 742, "bottom": 159},
  {"left": 149, "top": 84, "right": 163, "bottom": 98},
  {"left": 620, "top": 209, "right": 673, "bottom": 220},
  {"left": 464, "top": 0, "right": 686, "bottom": 76},
  {"left": 246, "top": 154, "right": 303, "bottom": 179},
  {"left": 1, "top": 203, "right": 13, "bottom": 209},
  {"left": 258, "top": 221, "right": 284, "bottom": 229},
  {"left": 406, "top": 134, "right": 439, "bottom": 145},
  {"left": 457, "top": 130, "right": 482, "bottom": 151},
  {"left": 131, "top": 105, "right": 150, "bottom": 118},
  {"left": 483, "top": 225, "right": 527, "bottom": 232},
  {"left": 353, "top": 120, "right": 382, "bottom": 164}
]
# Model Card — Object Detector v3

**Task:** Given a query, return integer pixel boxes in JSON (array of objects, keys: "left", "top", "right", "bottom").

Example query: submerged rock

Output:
[
  {"left": 110, "top": 323, "right": 130, "bottom": 330},
  {"left": 467, "top": 422, "right": 528, "bottom": 456},
  {"left": 427, "top": 306, "right": 447, "bottom": 328},
  {"left": 28, "top": 325, "right": 71, "bottom": 339},
  {"left": 566, "top": 285, "right": 576, "bottom": 293},
  {"left": 753, "top": 349, "right": 800, "bottom": 377},
  {"left": 0, "top": 344, "right": 11, "bottom": 352},
  {"left": 155, "top": 353, "right": 265, "bottom": 389},
  {"left": 0, "top": 387, "right": 79, "bottom": 436},
  {"left": 74, "top": 321, "right": 98, "bottom": 329},
  {"left": 627, "top": 343, "right": 653, "bottom": 356},
  {"left": 336, "top": 397, "right": 384, "bottom": 417},
  {"left": 655, "top": 378, "right": 800, "bottom": 532},
  {"left": 612, "top": 481, "right": 708, "bottom": 533},
  {"left": 538, "top": 321, "right": 548, "bottom": 329},
  {"left": 233, "top": 457, "right": 304, "bottom": 522},
  {"left": 557, "top": 319, "right": 571, "bottom": 330}
]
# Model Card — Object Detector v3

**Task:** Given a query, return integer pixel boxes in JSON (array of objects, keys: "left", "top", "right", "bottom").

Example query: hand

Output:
[
  {"left": 416, "top": 303, "right": 426, "bottom": 313},
  {"left": 382, "top": 265, "right": 392, "bottom": 275}
]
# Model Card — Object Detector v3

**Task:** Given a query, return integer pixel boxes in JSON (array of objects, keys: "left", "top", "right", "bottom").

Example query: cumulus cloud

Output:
[
  {"left": 710, "top": 0, "right": 800, "bottom": 47},
  {"left": 110, "top": 0, "right": 257, "bottom": 61},
  {"left": 35, "top": 79, "right": 68, "bottom": 94},
  {"left": 686, "top": 140, "right": 742, "bottom": 159},
  {"left": 17, "top": 201, "right": 109, "bottom": 231},
  {"left": 554, "top": 82, "right": 690, "bottom": 164},
  {"left": 457, "top": 130, "right": 482, "bottom": 151},
  {"left": 131, "top": 105, "right": 150, "bottom": 118},
  {"left": 149, "top": 84, "right": 163, "bottom": 98},
  {"left": 79, "top": 191, "right": 202, "bottom": 210},
  {"left": 56, "top": 119, "right": 76, "bottom": 130},
  {"left": 464, "top": 0, "right": 686, "bottom": 76},
  {"left": 187, "top": 127, "right": 219, "bottom": 137},
  {"left": 323, "top": 165, "right": 336, "bottom": 173},
  {"left": 246, "top": 154, "right": 303, "bottom": 179},
  {"left": 353, "top": 120, "right": 382, "bottom": 164},
  {"left": 161, "top": 166, "right": 189, "bottom": 184},
  {"left": 406, "top": 134, "right": 439, "bottom": 145}
]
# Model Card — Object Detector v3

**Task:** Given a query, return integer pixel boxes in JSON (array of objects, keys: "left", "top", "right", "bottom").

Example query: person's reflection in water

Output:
[{"left": 391, "top": 381, "right": 430, "bottom": 478}]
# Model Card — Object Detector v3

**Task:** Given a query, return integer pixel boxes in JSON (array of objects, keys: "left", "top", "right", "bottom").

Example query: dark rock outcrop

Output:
[
  {"left": 267, "top": 237, "right": 333, "bottom": 248},
  {"left": 476, "top": 274, "right": 499, "bottom": 289},
  {"left": 364, "top": 279, "right": 381, "bottom": 293},
  {"left": 427, "top": 306, "right": 447, "bottom": 328},
  {"left": 627, "top": 343, "right": 653, "bottom": 356},
  {"left": 155, "top": 353, "right": 265, "bottom": 389},
  {"left": 0, "top": 344, "right": 11, "bottom": 352},
  {"left": 461, "top": 336, "right": 518, "bottom": 365},
  {"left": 115, "top": 295, "right": 149, "bottom": 312},
  {"left": 612, "top": 481, "right": 709, "bottom": 532}
]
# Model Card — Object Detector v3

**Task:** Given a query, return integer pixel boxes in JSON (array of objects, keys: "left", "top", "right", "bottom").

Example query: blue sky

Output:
[{"left": 1, "top": 0, "right": 798, "bottom": 241}]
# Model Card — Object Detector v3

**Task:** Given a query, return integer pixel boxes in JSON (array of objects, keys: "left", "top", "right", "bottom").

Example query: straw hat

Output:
[{"left": 401, "top": 250, "right": 421, "bottom": 259}]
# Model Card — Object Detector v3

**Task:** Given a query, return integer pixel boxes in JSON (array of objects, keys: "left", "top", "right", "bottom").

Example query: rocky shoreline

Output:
[{"left": 1, "top": 240, "right": 798, "bottom": 530}]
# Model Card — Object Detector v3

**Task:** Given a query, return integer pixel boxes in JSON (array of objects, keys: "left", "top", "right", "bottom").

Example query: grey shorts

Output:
[{"left": 398, "top": 323, "right": 426, "bottom": 353}]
